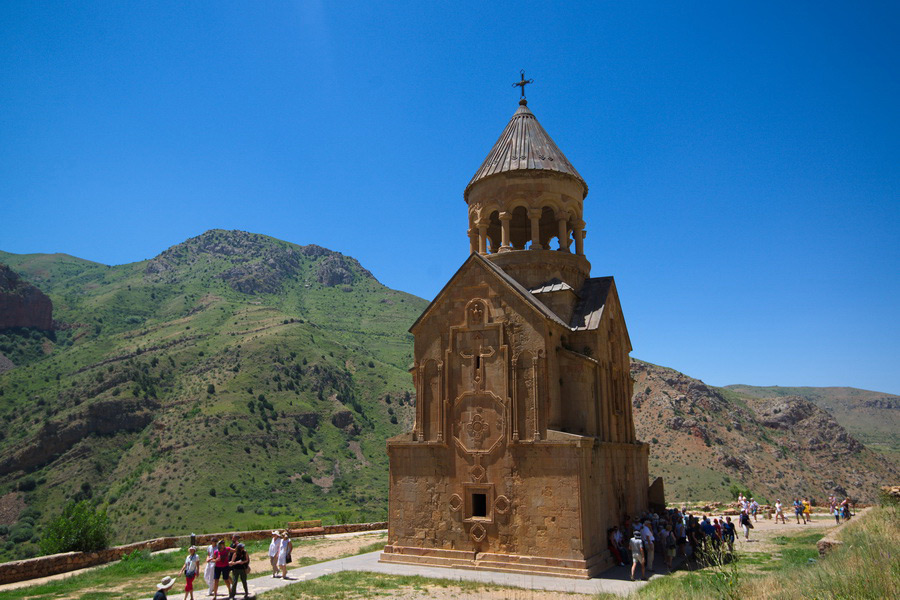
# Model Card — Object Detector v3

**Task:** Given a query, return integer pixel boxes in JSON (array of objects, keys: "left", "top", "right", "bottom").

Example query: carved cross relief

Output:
[{"left": 459, "top": 333, "right": 495, "bottom": 390}]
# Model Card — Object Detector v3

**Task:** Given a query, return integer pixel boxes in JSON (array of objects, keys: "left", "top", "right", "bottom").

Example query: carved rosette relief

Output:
[
  {"left": 465, "top": 409, "right": 490, "bottom": 446},
  {"left": 452, "top": 393, "right": 505, "bottom": 456}
]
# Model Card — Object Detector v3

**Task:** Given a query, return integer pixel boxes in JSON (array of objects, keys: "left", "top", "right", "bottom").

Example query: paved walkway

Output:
[{"left": 142, "top": 551, "right": 680, "bottom": 599}]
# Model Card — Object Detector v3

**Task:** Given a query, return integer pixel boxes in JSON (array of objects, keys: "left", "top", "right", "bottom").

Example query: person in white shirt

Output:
[
  {"left": 268, "top": 530, "right": 281, "bottom": 577},
  {"left": 178, "top": 546, "right": 200, "bottom": 600},
  {"left": 641, "top": 520, "right": 655, "bottom": 572},
  {"left": 203, "top": 543, "right": 215, "bottom": 596},
  {"left": 774, "top": 500, "right": 786, "bottom": 524},
  {"left": 277, "top": 530, "right": 293, "bottom": 579}
]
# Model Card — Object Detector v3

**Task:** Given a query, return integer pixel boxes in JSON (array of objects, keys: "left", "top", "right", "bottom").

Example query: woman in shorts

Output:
[{"left": 212, "top": 540, "right": 232, "bottom": 598}]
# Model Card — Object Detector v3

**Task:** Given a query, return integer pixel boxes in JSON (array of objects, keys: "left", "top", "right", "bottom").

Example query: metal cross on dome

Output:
[{"left": 513, "top": 70, "right": 533, "bottom": 99}]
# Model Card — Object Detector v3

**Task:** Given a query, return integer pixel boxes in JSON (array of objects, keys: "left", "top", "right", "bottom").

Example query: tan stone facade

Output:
[{"left": 381, "top": 98, "right": 649, "bottom": 578}]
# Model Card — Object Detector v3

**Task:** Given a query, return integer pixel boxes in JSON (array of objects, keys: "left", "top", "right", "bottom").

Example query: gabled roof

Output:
[
  {"left": 409, "top": 253, "right": 569, "bottom": 333},
  {"left": 465, "top": 101, "right": 587, "bottom": 199},
  {"left": 569, "top": 277, "right": 613, "bottom": 331}
]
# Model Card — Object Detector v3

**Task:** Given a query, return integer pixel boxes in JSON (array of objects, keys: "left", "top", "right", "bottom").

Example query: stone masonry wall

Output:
[{"left": 0, "top": 521, "right": 386, "bottom": 585}]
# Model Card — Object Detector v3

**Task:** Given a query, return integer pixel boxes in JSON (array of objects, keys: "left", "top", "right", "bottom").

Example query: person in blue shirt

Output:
[{"left": 722, "top": 516, "right": 736, "bottom": 552}]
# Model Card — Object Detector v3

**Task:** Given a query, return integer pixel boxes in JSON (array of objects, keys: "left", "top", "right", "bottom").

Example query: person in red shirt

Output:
[{"left": 211, "top": 540, "right": 233, "bottom": 598}]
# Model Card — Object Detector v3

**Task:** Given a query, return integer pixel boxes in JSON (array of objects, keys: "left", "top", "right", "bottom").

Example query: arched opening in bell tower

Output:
[
  {"left": 486, "top": 210, "right": 501, "bottom": 253},
  {"left": 510, "top": 206, "right": 530, "bottom": 249}
]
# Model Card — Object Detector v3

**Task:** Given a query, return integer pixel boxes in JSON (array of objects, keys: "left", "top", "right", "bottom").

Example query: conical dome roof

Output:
[{"left": 465, "top": 101, "right": 587, "bottom": 200}]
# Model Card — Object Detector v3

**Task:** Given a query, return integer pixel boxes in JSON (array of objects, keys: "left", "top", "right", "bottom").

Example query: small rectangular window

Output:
[{"left": 472, "top": 493, "right": 487, "bottom": 518}]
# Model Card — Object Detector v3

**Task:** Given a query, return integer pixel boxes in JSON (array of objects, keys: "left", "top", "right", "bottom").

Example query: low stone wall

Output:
[
  {"left": 816, "top": 507, "right": 870, "bottom": 557},
  {"left": 0, "top": 521, "right": 387, "bottom": 585}
]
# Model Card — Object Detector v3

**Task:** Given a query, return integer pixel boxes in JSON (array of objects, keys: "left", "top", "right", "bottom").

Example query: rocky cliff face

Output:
[
  {"left": 631, "top": 360, "right": 898, "bottom": 503},
  {"left": 0, "top": 397, "right": 157, "bottom": 476},
  {"left": 0, "top": 264, "right": 53, "bottom": 330}
]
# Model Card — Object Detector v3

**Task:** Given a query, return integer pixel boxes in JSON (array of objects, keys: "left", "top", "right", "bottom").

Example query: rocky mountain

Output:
[
  {"left": 725, "top": 384, "right": 900, "bottom": 463},
  {"left": 633, "top": 360, "right": 899, "bottom": 505},
  {"left": 0, "top": 264, "right": 53, "bottom": 330},
  {"left": 0, "top": 230, "right": 427, "bottom": 560}
]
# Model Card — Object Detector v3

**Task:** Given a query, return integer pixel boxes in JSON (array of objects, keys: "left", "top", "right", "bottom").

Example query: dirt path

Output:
[
  {"left": 246, "top": 531, "right": 387, "bottom": 575},
  {"left": 729, "top": 511, "right": 835, "bottom": 555},
  {"left": 0, "top": 531, "right": 387, "bottom": 596}
]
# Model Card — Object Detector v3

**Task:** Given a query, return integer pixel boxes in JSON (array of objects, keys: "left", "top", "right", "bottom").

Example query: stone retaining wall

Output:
[
  {"left": 816, "top": 507, "right": 869, "bottom": 557},
  {"left": 0, "top": 521, "right": 386, "bottom": 585}
]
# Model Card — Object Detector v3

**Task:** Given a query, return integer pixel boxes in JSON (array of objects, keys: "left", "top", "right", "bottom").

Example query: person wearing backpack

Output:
[
  {"left": 793, "top": 498, "right": 805, "bottom": 524},
  {"left": 229, "top": 542, "right": 251, "bottom": 599},
  {"left": 663, "top": 524, "right": 676, "bottom": 571},
  {"left": 739, "top": 509, "right": 753, "bottom": 540}
]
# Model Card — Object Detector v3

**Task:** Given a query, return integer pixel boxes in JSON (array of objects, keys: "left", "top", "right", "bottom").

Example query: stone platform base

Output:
[{"left": 379, "top": 545, "right": 611, "bottom": 579}]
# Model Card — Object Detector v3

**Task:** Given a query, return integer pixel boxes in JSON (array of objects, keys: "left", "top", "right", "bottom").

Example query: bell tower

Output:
[{"left": 465, "top": 82, "right": 591, "bottom": 299}]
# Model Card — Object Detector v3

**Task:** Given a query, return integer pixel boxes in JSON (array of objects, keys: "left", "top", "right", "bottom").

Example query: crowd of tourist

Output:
[
  {"left": 152, "top": 530, "right": 294, "bottom": 600},
  {"left": 609, "top": 494, "right": 853, "bottom": 582},
  {"left": 609, "top": 507, "right": 739, "bottom": 582}
]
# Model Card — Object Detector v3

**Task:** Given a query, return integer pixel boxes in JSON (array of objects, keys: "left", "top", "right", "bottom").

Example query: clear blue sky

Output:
[{"left": 1, "top": 1, "right": 898, "bottom": 393}]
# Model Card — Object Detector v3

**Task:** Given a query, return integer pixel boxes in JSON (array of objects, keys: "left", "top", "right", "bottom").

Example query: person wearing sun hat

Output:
[
  {"left": 268, "top": 530, "right": 281, "bottom": 577},
  {"left": 629, "top": 529, "right": 646, "bottom": 582},
  {"left": 153, "top": 575, "right": 175, "bottom": 600}
]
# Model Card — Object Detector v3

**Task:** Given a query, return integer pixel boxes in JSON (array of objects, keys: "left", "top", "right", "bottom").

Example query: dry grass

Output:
[{"left": 740, "top": 504, "right": 899, "bottom": 600}]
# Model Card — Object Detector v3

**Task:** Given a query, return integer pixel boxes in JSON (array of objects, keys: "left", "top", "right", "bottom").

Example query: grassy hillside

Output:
[
  {"left": 0, "top": 230, "right": 428, "bottom": 561},
  {"left": 726, "top": 384, "right": 900, "bottom": 462}
]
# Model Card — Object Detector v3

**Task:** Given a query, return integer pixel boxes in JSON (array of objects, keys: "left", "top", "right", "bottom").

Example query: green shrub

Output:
[
  {"left": 9, "top": 524, "right": 34, "bottom": 544},
  {"left": 39, "top": 500, "right": 111, "bottom": 554},
  {"left": 727, "top": 483, "right": 752, "bottom": 500}
]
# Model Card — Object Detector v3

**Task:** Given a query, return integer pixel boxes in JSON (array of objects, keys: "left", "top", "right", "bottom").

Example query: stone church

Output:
[{"left": 381, "top": 90, "right": 649, "bottom": 578}]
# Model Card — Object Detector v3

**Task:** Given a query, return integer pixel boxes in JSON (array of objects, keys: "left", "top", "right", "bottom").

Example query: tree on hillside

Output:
[{"left": 40, "top": 500, "right": 111, "bottom": 555}]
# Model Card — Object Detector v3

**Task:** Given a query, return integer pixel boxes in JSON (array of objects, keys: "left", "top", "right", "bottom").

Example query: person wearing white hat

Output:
[
  {"left": 179, "top": 546, "right": 200, "bottom": 600},
  {"left": 268, "top": 530, "right": 281, "bottom": 577},
  {"left": 154, "top": 575, "right": 175, "bottom": 600},
  {"left": 629, "top": 529, "right": 646, "bottom": 582},
  {"left": 277, "top": 530, "right": 293, "bottom": 579}
]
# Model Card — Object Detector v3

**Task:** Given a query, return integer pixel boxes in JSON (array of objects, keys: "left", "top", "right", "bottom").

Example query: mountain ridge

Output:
[{"left": 0, "top": 230, "right": 896, "bottom": 563}]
